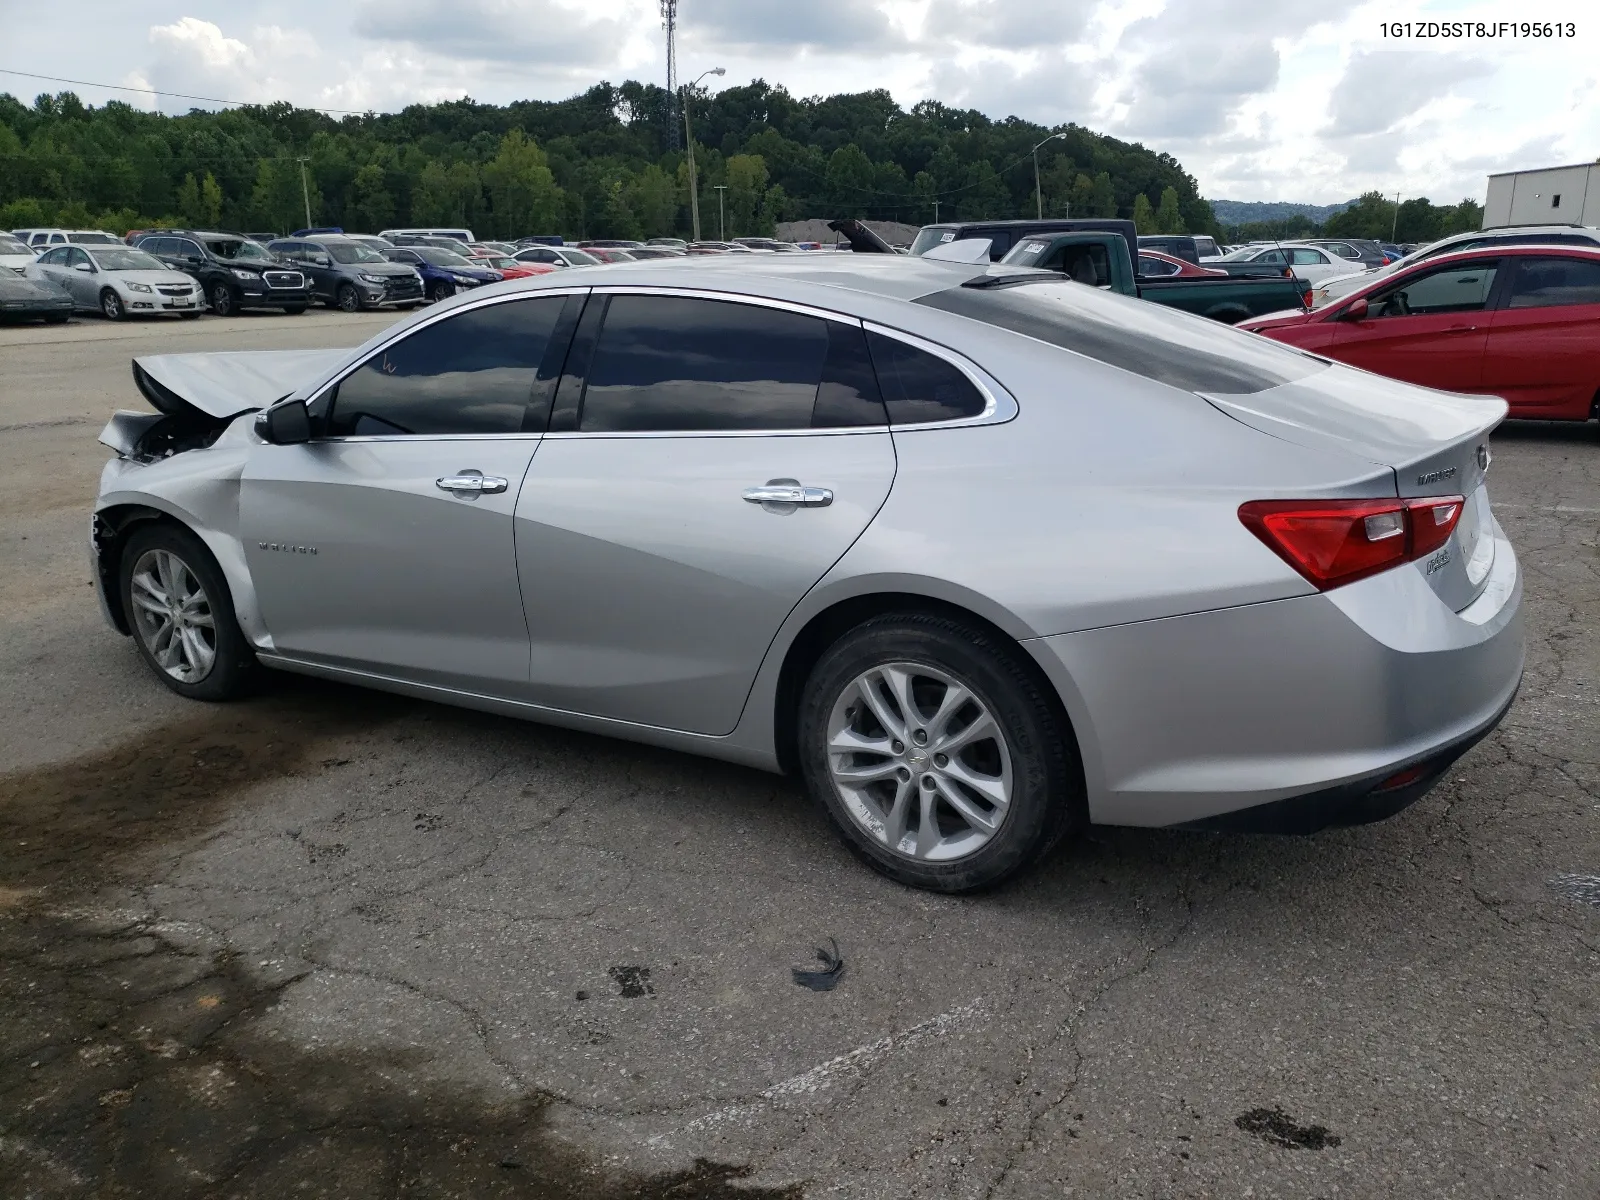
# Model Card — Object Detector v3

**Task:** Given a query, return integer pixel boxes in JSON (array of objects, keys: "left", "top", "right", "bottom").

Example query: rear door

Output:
[
  {"left": 241, "top": 292, "right": 580, "bottom": 691},
  {"left": 1480, "top": 255, "right": 1600, "bottom": 418},
  {"left": 1328, "top": 259, "right": 1499, "bottom": 392},
  {"left": 513, "top": 290, "right": 896, "bottom": 734}
]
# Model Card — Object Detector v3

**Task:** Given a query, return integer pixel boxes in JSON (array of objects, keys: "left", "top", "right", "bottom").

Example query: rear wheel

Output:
[
  {"left": 119, "top": 524, "right": 258, "bottom": 701},
  {"left": 336, "top": 283, "right": 361, "bottom": 313},
  {"left": 100, "top": 289, "right": 124, "bottom": 320},
  {"left": 797, "top": 612, "right": 1082, "bottom": 892},
  {"left": 210, "top": 284, "right": 236, "bottom": 316}
]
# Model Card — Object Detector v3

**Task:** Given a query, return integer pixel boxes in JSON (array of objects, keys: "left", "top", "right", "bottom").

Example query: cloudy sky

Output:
[{"left": 2, "top": 0, "right": 1594, "bottom": 204}]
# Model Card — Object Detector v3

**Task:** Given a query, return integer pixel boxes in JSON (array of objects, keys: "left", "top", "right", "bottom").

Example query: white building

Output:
[{"left": 1483, "top": 162, "right": 1600, "bottom": 228}]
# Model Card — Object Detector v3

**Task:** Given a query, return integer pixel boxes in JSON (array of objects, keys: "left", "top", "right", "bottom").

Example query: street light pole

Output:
[
  {"left": 681, "top": 67, "right": 725, "bottom": 242},
  {"left": 714, "top": 185, "right": 727, "bottom": 240},
  {"left": 1391, "top": 191, "right": 1401, "bottom": 242},
  {"left": 1031, "top": 132, "right": 1068, "bottom": 220},
  {"left": 297, "top": 157, "right": 312, "bottom": 229}
]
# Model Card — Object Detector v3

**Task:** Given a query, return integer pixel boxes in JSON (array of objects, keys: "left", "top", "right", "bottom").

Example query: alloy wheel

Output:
[
  {"left": 337, "top": 284, "right": 359, "bottom": 312},
  {"left": 100, "top": 290, "right": 122, "bottom": 320},
  {"left": 825, "top": 661, "right": 1013, "bottom": 862},
  {"left": 211, "top": 284, "right": 234, "bottom": 316},
  {"left": 128, "top": 548, "right": 217, "bottom": 683}
]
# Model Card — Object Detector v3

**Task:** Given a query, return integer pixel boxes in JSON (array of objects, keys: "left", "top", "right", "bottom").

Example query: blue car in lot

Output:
[{"left": 380, "top": 245, "right": 502, "bottom": 302}]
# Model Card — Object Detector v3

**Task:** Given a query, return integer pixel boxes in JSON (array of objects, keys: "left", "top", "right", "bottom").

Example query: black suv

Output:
[
  {"left": 133, "top": 230, "right": 310, "bottom": 316},
  {"left": 267, "top": 236, "right": 425, "bottom": 311}
]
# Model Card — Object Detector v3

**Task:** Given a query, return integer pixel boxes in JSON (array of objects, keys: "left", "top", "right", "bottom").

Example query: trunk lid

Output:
[
  {"left": 1203, "top": 367, "right": 1506, "bottom": 612},
  {"left": 132, "top": 349, "right": 348, "bottom": 420}
]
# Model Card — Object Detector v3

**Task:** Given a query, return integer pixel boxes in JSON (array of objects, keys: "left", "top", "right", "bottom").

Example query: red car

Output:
[
  {"left": 467, "top": 254, "right": 555, "bottom": 279},
  {"left": 1136, "top": 249, "right": 1228, "bottom": 278},
  {"left": 1242, "top": 245, "right": 1600, "bottom": 421}
]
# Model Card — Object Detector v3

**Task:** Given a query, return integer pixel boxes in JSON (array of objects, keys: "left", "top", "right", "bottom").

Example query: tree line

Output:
[
  {"left": 1223, "top": 191, "right": 1486, "bottom": 245},
  {"left": 0, "top": 80, "right": 1221, "bottom": 242}
]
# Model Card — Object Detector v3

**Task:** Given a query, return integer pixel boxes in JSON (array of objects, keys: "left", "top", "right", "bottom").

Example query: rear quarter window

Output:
[{"left": 917, "top": 281, "right": 1325, "bottom": 395}]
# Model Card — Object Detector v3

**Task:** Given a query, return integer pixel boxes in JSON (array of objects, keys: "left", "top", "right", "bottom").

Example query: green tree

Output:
[
  {"left": 412, "top": 160, "right": 455, "bottom": 226},
  {"left": 1155, "top": 186, "right": 1186, "bottom": 235},
  {"left": 958, "top": 160, "right": 1009, "bottom": 220},
  {"left": 624, "top": 164, "right": 678, "bottom": 238},
  {"left": 1132, "top": 192, "right": 1155, "bottom": 234},
  {"left": 1088, "top": 171, "right": 1117, "bottom": 218},
  {"left": 593, "top": 182, "right": 640, "bottom": 239},
  {"left": 250, "top": 159, "right": 317, "bottom": 233},
  {"left": 724, "top": 153, "right": 770, "bottom": 236},
  {"left": 175, "top": 172, "right": 201, "bottom": 225},
  {"left": 825, "top": 144, "right": 875, "bottom": 217},
  {"left": 481, "top": 129, "right": 562, "bottom": 238},
  {"left": 347, "top": 163, "right": 395, "bottom": 232}
]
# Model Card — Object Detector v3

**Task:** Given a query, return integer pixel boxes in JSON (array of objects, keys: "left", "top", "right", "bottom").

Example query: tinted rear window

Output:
[{"left": 917, "top": 281, "right": 1325, "bottom": 395}]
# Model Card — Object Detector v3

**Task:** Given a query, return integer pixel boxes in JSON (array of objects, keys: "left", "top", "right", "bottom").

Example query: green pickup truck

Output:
[{"left": 997, "top": 229, "right": 1309, "bottom": 324}]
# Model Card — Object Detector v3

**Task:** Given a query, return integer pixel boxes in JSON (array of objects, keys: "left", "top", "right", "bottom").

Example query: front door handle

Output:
[
  {"left": 743, "top": 483, "right": 833, "bottom": 507},
  {"left": 436, "top": 473, "right": 508, "bottom": 495}
]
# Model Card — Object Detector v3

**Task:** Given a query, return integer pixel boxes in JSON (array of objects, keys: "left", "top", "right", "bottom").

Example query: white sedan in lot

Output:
[
  {"left": 0, "top": 231, "right": 37, "bottom": 275},
  {"left": 26, "top": 245, "right": 205, "bottom": 320},
  {"left": 1221, "top": 243, "right": 1350, "bottom": 284}
]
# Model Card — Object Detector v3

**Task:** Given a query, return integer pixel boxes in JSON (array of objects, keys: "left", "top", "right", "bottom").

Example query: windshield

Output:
[
  {"left": 325, "top": 241, "right": 385, "bottom": 264},
  {"left": 413, "top": 247, "right": 472, "bottom": 267},
  {"left": 89, "top": 248, "right": 166, "bottom": 271},
  {"left": 918, "top": 279, "right": 1325, "bottom": 395},
  {"left": 560, "top": 249, "right": 600, "bottom": 265},
  {"left": 205, "top": 238, "right": 273, "bottom": 261},
  {"left": 0, "top": 235, "right": 30, "bottom": 254},
  {"left": 910, "top": 227, "right": 957, "bottom": 256}
]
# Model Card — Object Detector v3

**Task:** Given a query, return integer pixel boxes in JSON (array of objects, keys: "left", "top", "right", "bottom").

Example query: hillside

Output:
[
  {"left": 1208, "top": 199, "right": 1355, "bottom": 226},
  {"left": 0, "top": 81, "right": 1220, "bottom": 241}
]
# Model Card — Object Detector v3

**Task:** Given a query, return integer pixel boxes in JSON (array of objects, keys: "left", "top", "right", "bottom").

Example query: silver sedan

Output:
[
  {"left": 88, "top": 255, "right": 1523, "bottom": 891},
  {"left": 28, "top": 244, "right": 204, "bottom": 319}
]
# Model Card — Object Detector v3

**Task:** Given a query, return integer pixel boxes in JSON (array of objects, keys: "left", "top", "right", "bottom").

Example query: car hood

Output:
[
  {"left": 1239, "top": 308, "right": 1316, "bottom": 331},
  {"left": 132, "top": 349, "right": 348, "bottom": 420},
  {"left": 109, "top": 270, "right": 200, "bottom": 287},
  {"left": 352, "top": 262, "right": 417, "bottom": 276}
]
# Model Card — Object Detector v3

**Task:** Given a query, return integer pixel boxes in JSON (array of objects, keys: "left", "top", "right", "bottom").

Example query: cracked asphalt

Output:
[{"left": 2, "top": 312, "right": 1597, "bottom": 1198}]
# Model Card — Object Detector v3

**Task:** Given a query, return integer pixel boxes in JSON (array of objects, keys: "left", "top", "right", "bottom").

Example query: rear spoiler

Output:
[{"left": 827, "top": 219, "right": 896, "bottom": 254}]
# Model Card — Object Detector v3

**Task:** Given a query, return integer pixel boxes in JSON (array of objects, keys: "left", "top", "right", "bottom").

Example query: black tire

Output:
[
  {"left": 426, "top": 279, "right": 454, "bottom": 303},
  {"left": 100, "top": 289, "right": 125, "bottom": 320},
  {"left": 797, "top": 612, "right": 1083, "bottom": 893},
  {"left": 282, "top": 305, "right": 307, "bottom": 315},
  {"left": 336, "top": 283, "right": 361, "bottom": 313},
  {"left": 119, "top": 523, "right": 259, "bottom": 702},
  {"left": 179, "top": 311, "right": 200, "bottom": 320},
  {"left": 210, "top": 283, "right": 236, "bottom": 316}
]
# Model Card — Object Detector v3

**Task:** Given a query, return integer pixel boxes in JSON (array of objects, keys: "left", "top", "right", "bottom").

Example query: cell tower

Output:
[{"left": 661, "top": 0, "right": 679, "bottom": 150}]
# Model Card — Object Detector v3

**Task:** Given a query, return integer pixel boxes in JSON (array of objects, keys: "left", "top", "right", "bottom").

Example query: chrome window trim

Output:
[
  {"left": 296, "top": 286, "right": 593, "bottom": 442},
  {"left": 588, "top": 283, "right": 862, "bottom": 327},
  {"left": 860, "top": 320, "right": 1018, "bottom": 431}
]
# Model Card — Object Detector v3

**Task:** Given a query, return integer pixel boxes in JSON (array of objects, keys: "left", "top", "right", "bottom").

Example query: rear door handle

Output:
[
  {"left": 743, "top": 484, "right": 833, "bottom": 507},
  {"left": 436, "top": 473, "right": 508, "bottom": 495}
]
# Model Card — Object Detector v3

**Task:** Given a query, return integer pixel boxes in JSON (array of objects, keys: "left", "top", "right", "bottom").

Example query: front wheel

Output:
[
  {"left": 426, "top": 280, "right": 454, "bottom": 303},
  {"left": 120, "top": 524, "right": 258, "bottom": 701},
  {"left": 100, "top": 289, "right": 125, "bottom": 320},
  {"left": 797, "top": 612, "right": 1082, "bottom": 893},
  {"left": 210, "top": 284, "right": 236, "bottom": 316},
  {"left": 335, "top": 283, "right": 361, "bottom": 313}
]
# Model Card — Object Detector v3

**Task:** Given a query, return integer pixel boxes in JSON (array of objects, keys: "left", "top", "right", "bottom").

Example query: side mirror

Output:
[
  {"left": 1342, "top": 298, "right": 1369, "bottom": 321},
  {"left": 313, "top": 255, "right": 331, "bottom": 267},
  {"left": 74, "top": 262, "right": 93, "bottom": 272},
  {"left": 256, "top": 399, "right": 311, "bottom": 445}
]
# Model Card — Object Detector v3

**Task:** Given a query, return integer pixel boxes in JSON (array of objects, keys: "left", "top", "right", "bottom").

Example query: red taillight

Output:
[
  {"left": 1301, "top": 288, "right": 1313, "bottom": 308},
  {"left": 1238, "top": 495, "right": 1464, "bottom": 590}
]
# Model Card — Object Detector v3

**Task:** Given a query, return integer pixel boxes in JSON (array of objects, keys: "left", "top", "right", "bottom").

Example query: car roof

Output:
[{"left": 1408, "top": 243, "right": 1600, "bottom": 264}]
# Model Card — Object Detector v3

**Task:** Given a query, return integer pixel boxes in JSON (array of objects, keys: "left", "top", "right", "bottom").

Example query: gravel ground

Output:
[{"left": 1, "top": 310, "right": 1597, "bottom": 1199}]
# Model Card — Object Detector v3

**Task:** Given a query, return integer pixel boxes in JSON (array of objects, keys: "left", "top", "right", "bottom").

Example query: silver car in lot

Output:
[
  {"left": 88, "top": 255, "right": 1523, "bottom": 891},
  {"left": 28, "top": 244, "right": 204, "bottom": 320}
]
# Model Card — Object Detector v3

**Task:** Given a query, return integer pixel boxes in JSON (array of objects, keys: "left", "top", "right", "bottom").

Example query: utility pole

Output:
[
  {"left": 932, "top": 199, "right": 940, "bottom": 223},
  {"left": 681, "top": 67, "right": 724, "bottom": 242},
  {"left": 714, "top": 185, "right": 727, "bottom": 240},
  {"left": 296, "top": 157, "right": 312, "bottom": 230},
  {"left": 1031, "top": 132, "right": 1068, "bottom": 220},
  {"left": 1391, "top": 191, "right": 1401, "bottom": 241}
]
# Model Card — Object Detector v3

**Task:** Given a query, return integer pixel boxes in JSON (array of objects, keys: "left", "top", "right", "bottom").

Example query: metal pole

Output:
[
  {"left": 933, "top": 199, "right": 940, "bottom": 223},
  {"left": 1392, "top": 192, "right": 1401, "bottom": 241},
  {"left": 683, "top": 94, "right": 700, "bottom": 241},
  {"left": 1034, "top": 149, "right": 1042, "bottom": 220},
  {"left": 297, "top": 157, "right": 312, "bottom": 229},
  {"left": 715, "top": 185, "right": 727, "bottom": 240}
]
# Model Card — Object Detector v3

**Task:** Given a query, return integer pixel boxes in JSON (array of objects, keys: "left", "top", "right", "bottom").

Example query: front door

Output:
[
  {"left": 240, "top": 292, "right": 576, "bottom": 692},
  {"left": 1329, "top": 259, "right": 1499, "bottom": 392},
  {"left": 61, "top": 247, "right": 99, "bottom": 306},
  {"left": 1481, "top": 254, "right": 1600, "bottom": 418},
  {"left": 514, "top": 291, "right": 897, "bottom": 735}
]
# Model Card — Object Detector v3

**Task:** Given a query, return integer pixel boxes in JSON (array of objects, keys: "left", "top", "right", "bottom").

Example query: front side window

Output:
[
  {"left": 175, "top": 239, "right": 204, "bottom": 259},
  {"left": 66, "top": 247, "right": 92, "bottom": 269},
  {"left": 324, "top": 297, "right": 569, "bottom": 437},
  {"left": 1506, "top": 257, "right": 1600, "bottom": 309},
  {"left": 1372, "top": 263, "right": 1498, "bottom": 317},
  {"left": 1253, "top": 248, "right": 1288, "bottom": 265},
  {"left": 38, "top": 247, "right": 69, "bottom": 265},
  {"left": 580, "top": 295, "right": 834, "bottom": 432}
]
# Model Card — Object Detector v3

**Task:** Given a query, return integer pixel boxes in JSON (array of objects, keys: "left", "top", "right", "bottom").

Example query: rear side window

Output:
[
  {"left": 1291, "top": 248, "right": 1326, "bottom": 265},
  {"left": 917, "top": 280, "right": 1324, "bottom": 395},
  {"left": 324, "top": 297, "right": 569, "bottom": 436},
  {"left": 580, "top": 295, "right": 830, "bottom": 432},
  {"left": 1506, "top": 257, "right": 1600, "bottom": 308},
  {"left": 866, "top": 330, "right": 988, "bottom": 423}
]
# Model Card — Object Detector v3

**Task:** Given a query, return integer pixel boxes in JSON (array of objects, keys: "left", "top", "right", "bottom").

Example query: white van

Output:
[
  {"left": 11, "top": 228, "right": 124, "bottom": 248},
  {"left": 379, "top": 227, "right": 474, "bottom": 244}
]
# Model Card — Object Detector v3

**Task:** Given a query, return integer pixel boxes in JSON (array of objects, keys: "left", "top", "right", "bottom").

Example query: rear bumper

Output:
[{"left": 1026, "top": 514, "right": 1524, "bottom": 829}]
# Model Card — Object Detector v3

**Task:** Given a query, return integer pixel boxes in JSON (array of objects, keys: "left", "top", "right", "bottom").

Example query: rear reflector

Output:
[{"left": 1239, "top": 495, "right": 1465, "bottom": 590}]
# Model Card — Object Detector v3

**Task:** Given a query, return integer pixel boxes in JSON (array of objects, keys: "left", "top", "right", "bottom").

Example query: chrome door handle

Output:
[
  {"left": 436, "top": 473, "right": 509, "bottom": 495},
  {"left": 743, "top": 484, "right": 833, "bottom": 507}
]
